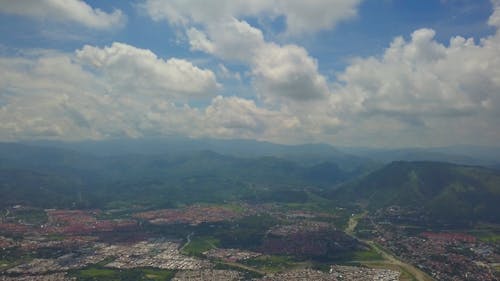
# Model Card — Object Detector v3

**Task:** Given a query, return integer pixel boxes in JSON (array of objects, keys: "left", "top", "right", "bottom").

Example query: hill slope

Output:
[
  {"left": 331, "top": 161, "right": 500, "bottom": 222},
  {"left": 0, "top": 143, "right": 356, "bottom": 208}
]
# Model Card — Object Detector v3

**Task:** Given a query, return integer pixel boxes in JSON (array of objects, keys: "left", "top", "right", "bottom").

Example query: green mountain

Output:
[
  {"left": 0, "top": 168, "right": 83, "bottom": 208},
  {"left": 27, "top": 137, "right": 369, "bottom": 170},
  {"left": 331, "top": 161, "right": 500, "bottom": 222},
  {"left": 0, "top": 143, "right": 356, "bottom": 209}
]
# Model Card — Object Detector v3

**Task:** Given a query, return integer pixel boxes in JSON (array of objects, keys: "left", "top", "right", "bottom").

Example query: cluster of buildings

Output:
[
  {"left": 0, "top": 236, "right": 14, "bottom": 250},
  {"left": 203, "top": 248, "right": 261, "bottom": 262},
  {"left": 384, "top": 233, "right": 497, "bottom": 281},
  {"left": 101, "top": 240, "right": 211, "bottom": 270},
  {"left": 421, "top": 232, "right": 477, "bottom": 243},
  {"left": 262, "top": 222, "right": 360, "bottom": 257},
  {"left": 267, "top": 221, "right": 334, "bottom": 236},
  {"left": 329, "top": 265, "right": 400, "bottom": 281},
  {"left": 134, "top": 205, "right": 243, "bottom": 225},
  {"left": 0, "top": 209, "right": 137, "bottom": 237},
  {"left": 365, "top": 206, "right": 500, "bottom": 280},
  {"left": 9, "top": 203, "right": 497, "bottom": 280},
  {"left": 255, "top": 267, "right": 400, "bottom": 281},
  {"left": 254, "top": 269, "right": 337, "bottom": 281},
  {"left": 6, "top": 250, "right": 106, "bottom": 276},
  {"left": 375, "top": 228, "right": 498, "bottom": 280},
  {"left": 16, "top": 235, "right": 96, "bottom": 251},
  {"left": 0, "top": 273, "right": 75, "bottom": 281},
  {"left": 0, "top": 223, "right": 30, "bottom": 235},
  {"left": 269, "top": 210, "right": 337, "bottom": 222},
  {"left": 172, "top": 269, "right": 243, "bottom": 281},
  {"left": 43, "top": 209, "right": 137, "bottom": 235},
  {"left": 3, "top": 239, "right": 212, "bottom": 278}
]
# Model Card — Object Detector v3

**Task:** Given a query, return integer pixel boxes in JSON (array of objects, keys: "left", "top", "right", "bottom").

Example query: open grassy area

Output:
[
  {"left": 242, "top": 255, "right": 298, "bottom": 273},
  {"left": 75, "top": 267, "right": 119, "bottom": 280},
  {"left": 351, "top": 248, "right": 384, "bottom": 261},
  {"left": 72, "top": 266, "right": 175, "bottom": 281},
  {"left": 140, "top": 268, "right": 176, "bottom": 281},
  {"left": 474, "top": 231, "right": 500, "bottom": 243},
  {"left": 326, "top": 247, "right": 384, "bottom": 264},
  {"left": 214, "top": 261, "right": 265, "bottom": 279},
  {"left": 0, "top": 259, "right": 14, "bottom": 270},
  {"left": 181, "top": 236, "right": 219, "bottom": 256}
]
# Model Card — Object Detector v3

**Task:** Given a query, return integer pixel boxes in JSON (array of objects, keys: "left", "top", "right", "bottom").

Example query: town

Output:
[{"left": 1, "top": 204, "right": 499, "bottom": 280}]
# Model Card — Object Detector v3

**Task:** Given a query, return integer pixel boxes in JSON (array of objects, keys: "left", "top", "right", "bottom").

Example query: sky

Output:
[{"left": 0, "top": 0, "right": 499, "bottom": 148}]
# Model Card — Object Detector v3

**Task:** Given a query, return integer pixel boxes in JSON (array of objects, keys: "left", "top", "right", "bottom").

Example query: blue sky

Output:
[{"left": 0, "top": 0, "right": 499, "bottom": 147}]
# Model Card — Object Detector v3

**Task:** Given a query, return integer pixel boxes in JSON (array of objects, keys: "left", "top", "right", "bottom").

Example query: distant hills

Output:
[
  {"left": 330, "top": 161, "right": 500, "bottom": 222},
  {"left": 25, "top": 137, "right": 369, "bottom": 171},
  {"left": 28, "top": 137, "right": 500, "bottom": 168},
  {"left": 1, "top": 140, "right": 500, "bottom": 223},
  {"left": 0, "top": 142, "right": 358, "bottom": 209},
  {"left": 338, "top": 146, "right": 500, "bottom": 167}
]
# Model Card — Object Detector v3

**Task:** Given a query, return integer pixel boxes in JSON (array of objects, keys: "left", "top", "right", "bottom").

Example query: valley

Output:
[{"left": 0, "top": 142, "right": 499, "bottom": 280}]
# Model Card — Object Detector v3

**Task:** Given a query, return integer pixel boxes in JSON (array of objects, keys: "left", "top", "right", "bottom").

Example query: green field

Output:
[
  {"left": 242, "top": 255, "right": 298, "bottom": 273},
  {"left": 72, "top": 266, "right": 175, "bottom": 281},
  {"left": 181, "top": 236, "right": 219, "bottom": 256},
  {"left": 474, "top": 231, "right": 500, "bottom": 243}
]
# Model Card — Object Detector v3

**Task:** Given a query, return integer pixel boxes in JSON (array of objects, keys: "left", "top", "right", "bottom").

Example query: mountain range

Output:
[{"left": 1, "top": 139, "right": 499, "bottom": 223}]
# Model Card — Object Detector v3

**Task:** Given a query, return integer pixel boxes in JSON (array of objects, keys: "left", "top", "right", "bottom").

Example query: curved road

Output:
[{"left": 346, "top": 214, "right": 435, "bottom": 281}]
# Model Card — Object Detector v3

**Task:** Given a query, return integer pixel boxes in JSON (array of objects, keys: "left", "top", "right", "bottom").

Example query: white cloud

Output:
[
  {"left": 489, "top": 0, "right": 500, "bottom": 27},
  {"left": 144, "top": 1, "right": 339, "bottom": 108},
  {"left": 321, "top": 5, "right": 500, "bottom": 146},
  {"left": 187, "top": 27, "right": 215, "bottom": 53},
  {"left": 185, "top": 18, "right": 330, "bottom": 104},
  {"left": 194, "top": 18, "right": 266, "bottom": 62},
  {"left": 0, "top": 47, "right": 316, "bottom": 143},
  {"left": 252, "top": 43, "right": 329, "bottom": 103},
  {"left": 0, "top": 44, "right": 222, "bottom": 141},
  {"left": 0, "top": 0, "right": 125, "bottom": 29},
  {"left": 333, "top": 27, "right": 500, "bottom": 120},
  {"left": 200, "top": 96, "right": 303, "bottom": 141},
  {"left": 1, "top": 1, "right": 500, "bottom": 147},
  {"left": 217, "top": 64, "right": 241, "bottom": 81},
  {"left": 76, "top": 42, "right": 219, "bottom": 99},
  {"left": 272, "top": 0, "right": 361, "bottom": 36},
  {"left": 142, "top": 0, "right": 360, "bottom": 35}
]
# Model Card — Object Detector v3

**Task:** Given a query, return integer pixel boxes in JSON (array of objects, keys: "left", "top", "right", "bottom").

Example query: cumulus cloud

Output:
[
  {"left": 1, "top": 1, "right": 500, "bottom": 147},
  {"left": 333, "top": 27, "right": 500, "bottom": 121},
  {"left": 142, "top": 0, "right": 360, "bottom": 35},
  {"left": 143, "top": 0, "right": 342, "bottom": 105},
  {"left": 320, "top": 4, "right": 500, "bottom": 146},
  {"left": 0, "top": 0, "right": 125, "bottom": 29},
  {"left": 76, "top": 42, "right": 219, "bottom": 99},
  {"left": 490, "top": 0, "right": 500, "bottom": 27},
  {"left": 186, "top": 18, "right": 330, "bottom": 104},
  {"left": 0, "top": 44, "right": 223, "bottom": 140},
  {"left": 0, "top": 44, "right": 305, "bottom": 142},
  {"left": 252, "top": 43, "right": 329, "bottom": 103}
]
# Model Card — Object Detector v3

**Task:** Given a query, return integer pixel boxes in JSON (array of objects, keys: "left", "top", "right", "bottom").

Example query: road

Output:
[
  {"left": 180, "top": 232, "right": 194, "bottom": 252},
  {"left": 345, "top": 211, "right": 367, "bottom": 236},
  {"left": 367, "top": 241, "right": 435, "bottom": 281},
  {"left": 346, "top": 213, "right": 435, "bottom": 281}
]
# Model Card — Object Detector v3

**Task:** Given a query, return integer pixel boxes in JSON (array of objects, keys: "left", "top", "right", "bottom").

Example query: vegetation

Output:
[
  {"left": 1, "top": 142, "right": 499, "bottom": 226},
  {"left": 242, "top": 255, "right": 298, "bottom": 273},
  {"left": 0, "top": 143, "right": 358, "bottom": 210},
  {"left": 331, "top": 161, "right": 500, "bottom": 223},
  {"left": 71, "top": 266, "right": 175, "bottom": 281},
  {"left": 181, "top": 236, "right": 219, "bottom": 257}
]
